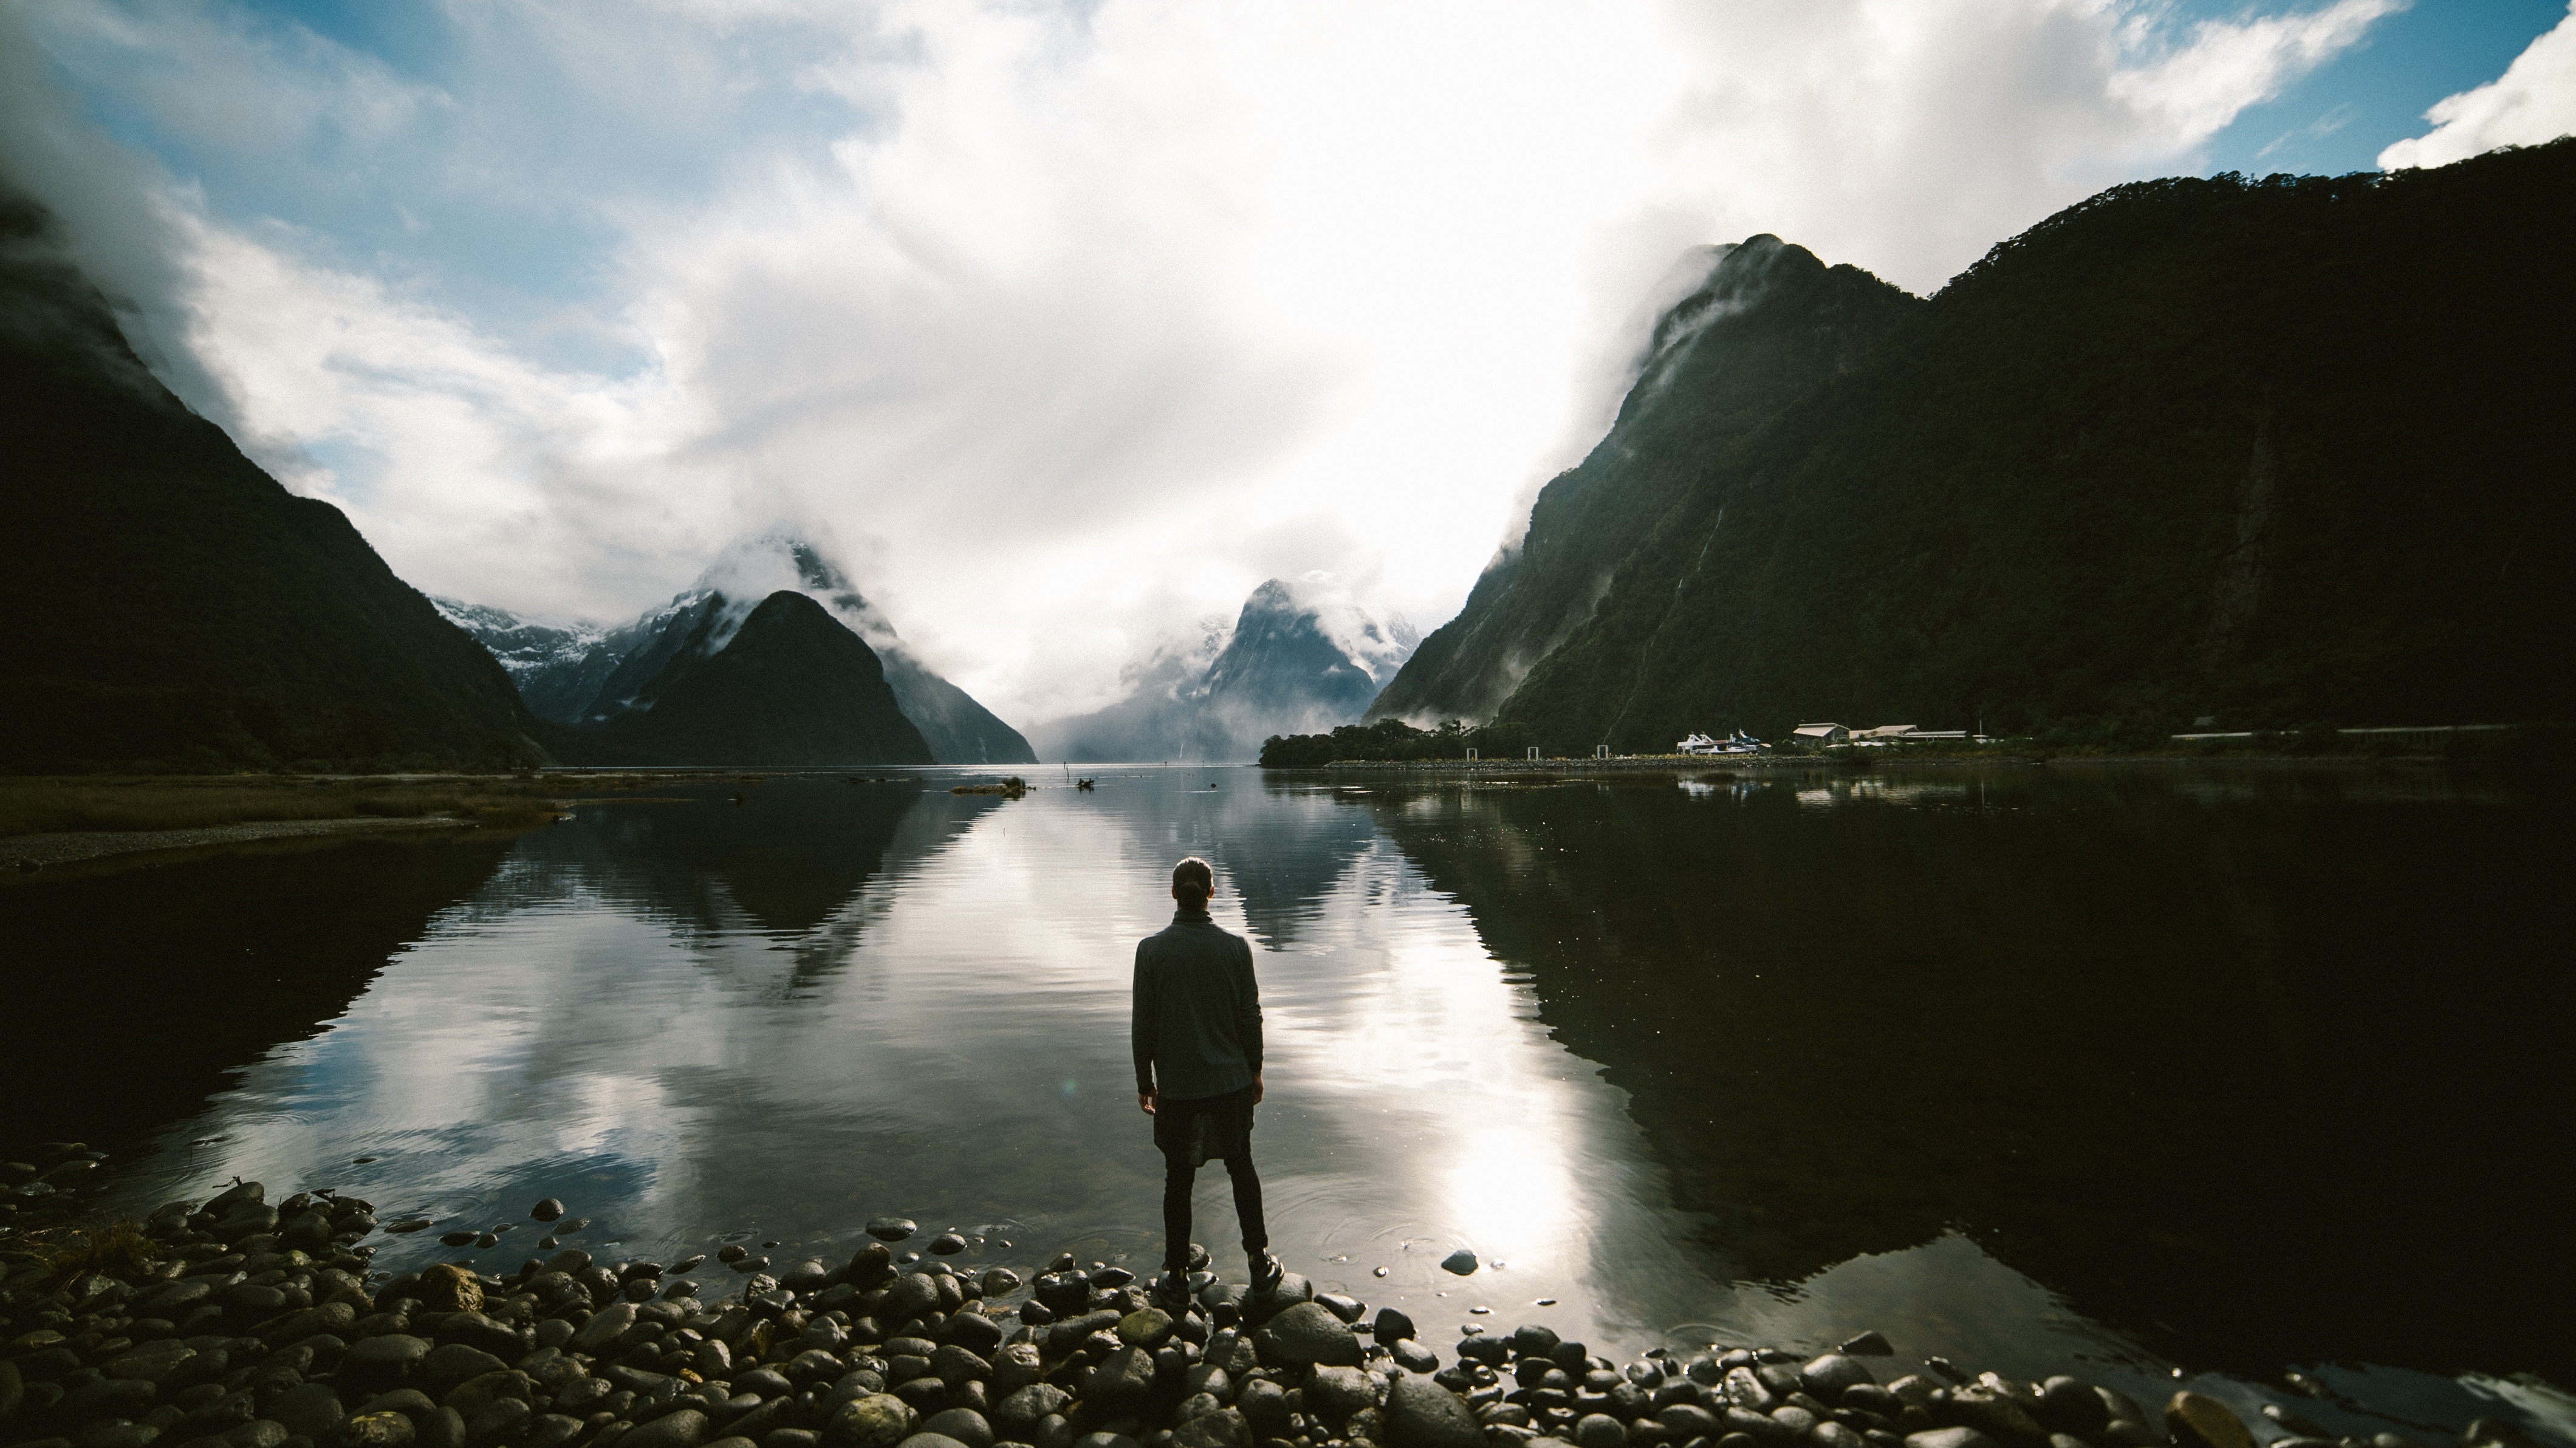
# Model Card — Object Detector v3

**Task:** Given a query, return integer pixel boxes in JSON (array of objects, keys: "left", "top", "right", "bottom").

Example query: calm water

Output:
[{"left": 6, "top": 764, "right": 2569, "bottom": 1441}]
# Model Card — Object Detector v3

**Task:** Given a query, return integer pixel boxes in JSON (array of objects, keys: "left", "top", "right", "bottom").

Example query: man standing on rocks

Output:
[{"left": 1134, "top": 854, "right": 1284, "bottom": 1306}]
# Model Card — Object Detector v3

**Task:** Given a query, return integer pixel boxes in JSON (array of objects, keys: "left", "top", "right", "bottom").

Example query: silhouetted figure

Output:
[{"left": 1133, "top": 855, "right": 1281, "bottom": 1303}]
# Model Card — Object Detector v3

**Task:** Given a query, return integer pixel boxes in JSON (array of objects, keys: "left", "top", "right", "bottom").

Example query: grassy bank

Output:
[{"left": 0, "top": 774, "right": 589, "bottom": 837}]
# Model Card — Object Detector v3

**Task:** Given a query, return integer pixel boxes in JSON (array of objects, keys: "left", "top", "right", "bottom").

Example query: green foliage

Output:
[
  {"left": 1258, "top": 717, "right": 1547, "bottom": 767},
  {"left": 1377, "top": 143, "right": 2576, "bottom": 749}
]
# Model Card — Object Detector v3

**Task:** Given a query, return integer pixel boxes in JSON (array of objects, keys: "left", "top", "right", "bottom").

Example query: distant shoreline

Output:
[{"left": 1, "top": 815, "right": 479, "bottom": 875}]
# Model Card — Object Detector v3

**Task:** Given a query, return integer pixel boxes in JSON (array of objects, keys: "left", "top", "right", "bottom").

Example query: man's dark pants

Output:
[{"left": 1154, "top": 1081, "right": 1266, "bottom": 1272}]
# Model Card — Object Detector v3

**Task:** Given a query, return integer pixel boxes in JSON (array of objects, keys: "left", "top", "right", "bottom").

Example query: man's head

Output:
[{"left": 1171, "top": 856, "right": 1214, "bottom": 910}]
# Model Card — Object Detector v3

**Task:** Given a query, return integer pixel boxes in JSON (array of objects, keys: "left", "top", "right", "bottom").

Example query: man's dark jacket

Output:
[{"left": 1132, "top": 906, "right": 1262, "bottom": 1101}]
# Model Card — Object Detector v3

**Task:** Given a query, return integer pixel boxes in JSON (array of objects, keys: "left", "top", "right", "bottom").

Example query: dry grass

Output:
[
  {"left": 10, "top": 1220, "right": 158, "bottom": 1288},
  {"left": 0, "top": 775, "right": 567, "bottom": 838}
]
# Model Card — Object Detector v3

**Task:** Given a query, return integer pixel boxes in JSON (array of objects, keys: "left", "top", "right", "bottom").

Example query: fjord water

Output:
[{"left": 8, "top": 765, "right": 2567, "bottom": 1435}]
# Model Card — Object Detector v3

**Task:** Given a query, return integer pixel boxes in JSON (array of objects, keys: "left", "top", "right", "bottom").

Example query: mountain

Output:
[
  {"left": 0, "top": 190, "right": 550, "bottom": 773},
  {"left": 1371, "top": 140, "right": 2576, "bottom": 746},
  {"left": 587, "top": 591, "right": 932, "bottom": 767},
  {"left": 448, "top": 537, "right": 1036, "bottom": 765},
  {"left": 1036, "top": 577, "right": 1416, "bottom": 762}
]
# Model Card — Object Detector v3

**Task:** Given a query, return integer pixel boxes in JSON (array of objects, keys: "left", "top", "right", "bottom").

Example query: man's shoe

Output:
[
  {"left": 1249, "top": 1249, "right": 1284, "bottom": 1296},
  {"left": 1149, "top": 1269, "right": 1191, "bottom": 1308}
]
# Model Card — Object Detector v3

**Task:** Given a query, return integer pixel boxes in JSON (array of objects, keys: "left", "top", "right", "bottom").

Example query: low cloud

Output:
[
  {"left": 2379, "top": 2, "right": 2576, "bottom": 169},
  {"left": 2, "top": 0, "right": 2414, "bottom": 726}
]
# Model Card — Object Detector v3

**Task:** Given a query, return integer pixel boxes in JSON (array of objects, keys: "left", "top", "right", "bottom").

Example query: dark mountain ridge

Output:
[
  {"left": 0, "top": 191, "right": 549, "bottom": 773},
  {"left": 582, "top": 590, "right": 933, "bottom": 767},
  {"left": 1372, "top": 142, "right": 2576, "bottom": 746}
]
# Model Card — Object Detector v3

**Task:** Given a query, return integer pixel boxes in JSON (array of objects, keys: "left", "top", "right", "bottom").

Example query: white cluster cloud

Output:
[
  {"left": 2379, "top": 2, "right": 2576, "bottom": 169},
  {"left": 2, "top": 0, "right": 2442, "bottom": 724}
]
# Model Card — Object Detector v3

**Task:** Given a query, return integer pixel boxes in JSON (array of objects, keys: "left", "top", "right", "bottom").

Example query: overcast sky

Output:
[{"left": 4, "top": 0, "right": 2570, "bottom": 725}]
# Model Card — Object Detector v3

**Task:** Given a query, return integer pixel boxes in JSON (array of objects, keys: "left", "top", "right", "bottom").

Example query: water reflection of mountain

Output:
[
  {"left": 1356, "top": 770, "right": 2567, "bottom": 1382},
  {"left": 525, "top": 780, "right": 990, "bottom": 938},
  {"left": 0, "top": 832, "right": 517, "bottom": 1160}
]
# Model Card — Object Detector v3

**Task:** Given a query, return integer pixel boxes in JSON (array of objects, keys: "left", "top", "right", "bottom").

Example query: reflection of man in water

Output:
[{"left": 1134, "top": 855, "right": 1283, "bottom": 1303}]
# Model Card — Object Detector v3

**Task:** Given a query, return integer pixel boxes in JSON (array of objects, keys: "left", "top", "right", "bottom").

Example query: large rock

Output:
[
  {"left": 1236, "top": 1381, "right": 1289, "bottom": 1439},
  {"left": 272, "top": 1381, "right": 349, "bottom": 1440},
  {"left": 1170, "top": 1410, "right": 1250, "bottom": 1448},
  {"left": 1254, "top": 1303, "right": 1360, "bottom": 1367},
  {"left": 424, "top": 1345, "right": 509, "bottom": 1396},
  {"left": 1802, "top": 1357, "right": 1875, "bottom": 1398},
  {"left": 572, "top": 1303, "right": 638, "bottom": 1356},
  {"left": 442, "top": 1371, "right": 532, "bottom": 1422},
  {"left": 2164, "top": 1395, "right": 2255, "bottom": 1448},
  {"left": 993, "top": 1385, "right": 1069, "bottom": 1438},
  {"left": 419, "top": 1266, "right": 484, "bottom": 1314},
  {"left": 895, "top": 1437, "right": 969, "bottom": 1448},
  {"left": 341, "top": 1336, "right": 434, "bottom": 1395},
  {"left": 1081, "top": 1347, "right": 1157, "bottom": 1410},
  {"left": 1908, "top": 1430, "right": 2001, "bottom": 1448},
  {"left": 920, "top": 1410, "right": 994, "bottom": 1448},
  {"left": 1382, "top": 1375, "right": 1480, "bottom": 1448},
  {"left": 104, "top": 1340, "right": 197, "bottom": 1382},
  {"left": 623, "top": 1409, "right": 710, "bottom": 1448},
  {"left": 1115, "top": 1310, "right": 1173, "bottom": 1350},
  {"left": 929, "top": 1345, "right": 989, "bottom": 1390},
  {"left": 338, "top": 1412, "right": 420, "bottom": 1448},
  {"left": 1306, "top": 1368, "right": 1378, "bottom": 1424},
  {"left": 881, "top": 1277, "right": 942, "bottom": 1326},
  {"left": 825, "top": 1395, "right": 919, "bottom": 1448}
]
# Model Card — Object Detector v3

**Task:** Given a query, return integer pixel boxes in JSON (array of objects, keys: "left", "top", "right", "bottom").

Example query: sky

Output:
[{"left": 3, "top": 0, "right": 2571, "bottom": 726}]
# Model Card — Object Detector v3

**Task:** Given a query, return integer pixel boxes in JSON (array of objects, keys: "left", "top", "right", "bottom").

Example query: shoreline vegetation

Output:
[
  {"left": 1255, "top": 721, "right": 2569, "bottom": 771},
  {"left": 0, "top": 1152, "right": 2552, "bottom": 1448}
]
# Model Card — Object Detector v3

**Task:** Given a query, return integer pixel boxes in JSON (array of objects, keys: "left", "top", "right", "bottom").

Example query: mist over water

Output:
[{"left": 7, "top": 764, "right": 2567, "bottom": 1443}]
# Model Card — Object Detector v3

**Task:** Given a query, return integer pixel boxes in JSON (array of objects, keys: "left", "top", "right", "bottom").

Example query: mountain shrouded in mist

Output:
[
  {"left": 1034, "top": 576, "right": 1416, "bottom": 762},
  {"left": 442, "top": 536, "right": 1036, "bottom": 767},
  {"left": 0, "top": 189, "right": 549, "bottom": 773},
  {"left": 1369, "top": 140, "right": 2576, "bottom": 746}
]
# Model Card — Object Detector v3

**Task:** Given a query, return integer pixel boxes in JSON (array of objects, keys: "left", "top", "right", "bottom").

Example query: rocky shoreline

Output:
[{"left": 1, "top": 1159, "right": 2548, "bottom": 1448}]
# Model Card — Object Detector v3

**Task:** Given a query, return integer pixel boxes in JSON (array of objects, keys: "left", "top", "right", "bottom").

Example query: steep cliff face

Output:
[
  {"left": 0, "top": 192, "right": 549, "bottom": 772},
  {"left": 1368, "top": 236, "right": 1916, "bottom": 727},
  {"left": 587, "top": 591, "right": 933, "bottom": 767},
  {"left": 1372, "top": 142, "right": 2576, "bottom": 745}
]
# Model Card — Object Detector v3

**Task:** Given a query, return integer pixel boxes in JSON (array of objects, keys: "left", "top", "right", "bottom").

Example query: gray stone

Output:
[
  {"left": 1169, "top": 1410, "right": 1249, "bottom": 1448},
  {"left": 357, "top": 1390, "right": 442, "bottom": 1420},
  {"left": 338, "top": 1412, "right": 420, "bottom": 1448},
  {"left": 1390, "top": 1340, "right": 1437, "bottom": 1375},
  {"left": 928, "top": 1347, "right": 988, "bottom": 1390},
  {"left": 1802, "top": 1359, "right": 1874, "bottom": 1399},
  {"left": 1906, "top": 1432, "right": 1999, "bottom": 1448},
  {"left": 1081, "top": 1347, "right": 1157, "bottom": 1409},
  {"left": 895, "top": 1437, "right": 968, "bottom": 1448},
  {"left": 977, "top": 1270, "right": 1021, "bottom": 1299},
  {"left": 272, "top": 1382, "right": 348, "bottom": 1439},
  {"left": 444, "top": 1372, "right": 533, "bottom": 1423},
  {"left": 417, "top": 1407, "right": 468, "bottom": 1448},
  {"left": 1659, "top": 1405, "right": 1719, "bottom": 1440},
  {"left": 935, "top": 1315, "right": 1005, "bottom": 1360},
  {"left": 1774, "top": 1407, "right": 1818, "bottom": 1436},
  {"left": 1837, "top": 1334, "right": 1893, "bottom": 1358},
  {"left": 426, "top": 1346, "right": 510, "bottom": 1398},
  {"left": 1575, "top": 1415, "right": 1625, "bottom": 1448},
  {"left": 1115, "top": 1310, "right": 1173, "bottom": 1350},
  {"left": 532, "top": 1200, "right": 566, "bottom": 1223},
  {"left": 824, "top": 1396, "right": 918, "bottom": 1448},
  {"left": 1438, "top": 1251, "right": 1477, "bottom": 1277},
  {"left": 342, "top": 1337, "right": 434, "bottom": 1395},
  {"left": 623, "top": 1410, "right": 711, "bottom": 1448},
  {"left": 867, "top": 1220, "right": 918, "bottom": 1243},
  {"left": 573, "top": 1305, "right": 639, "bottom": 1357},
  {"left": 1237, "top": 1381, "right": 1289, "bottom": 1438},
  {"left": 528, "top": 1420, "right": 584, "bottom": 1448},
  {"left": 2035, "top": 1382, "right": 2106, "bottom": 1438},
  {"left": 1944, "top": 1390, "right": 2046, "bottom": 1448},
  {"left": 1372, "top": 1309, "right": 1416, "bottom": 1345},
  {"left": 1382, "top": 1376, "right": 1481, "bottom": 1448},
  {"left": 2163, "top": 1396, "right": 2252, "bottom": 1448},
  {"left": 1031, "top": 1416, "right": 1074, "bottom": 1448},
  {"left": 987, "top": 1347, "right": 1043, "bottom": 1399},
  {"left": 1069, "top": 1436, "right": 1138, "bottom": 1448},
  {"left": 1254, "top": 1303, "right": 1360, "bottom": 1368},
  {"left": 1307, "top": 1368, "right": 1379, "bottom": 1424},
  {"left": 462, "top": 1398, "right": 531, "bottom": 1448},
  {"left": 920, "top": 1412, "right": 992, "bottom": 1448},
  {"left": 992, "top": 1387, "right": 1068, "bottom": 1438},
  {"left": 880, "top": 1278, "right": 940, "bottom": 1327}
]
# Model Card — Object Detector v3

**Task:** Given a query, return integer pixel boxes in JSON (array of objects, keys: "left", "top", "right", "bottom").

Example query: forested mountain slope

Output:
[
  {"left": 0, "top": 191, "right": 549, "bottom": 773},
  {"left": 1372, "top": 141, "right": 2576, "bottom": 746}
]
